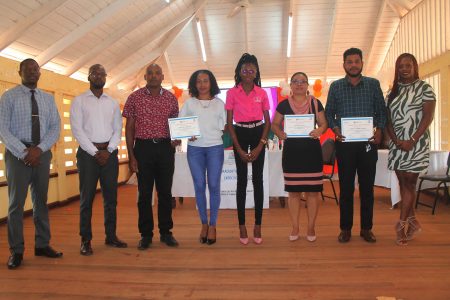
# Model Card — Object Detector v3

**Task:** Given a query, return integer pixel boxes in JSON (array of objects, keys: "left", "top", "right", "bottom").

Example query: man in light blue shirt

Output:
[{"left": 0, "top": 58, "right": 62, "bottom": 269}]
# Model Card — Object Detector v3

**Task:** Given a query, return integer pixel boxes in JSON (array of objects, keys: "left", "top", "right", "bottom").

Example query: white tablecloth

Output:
[
  {"left": 172, "top": 150, "right": 287, "bottom": 209},
  {"left": 374, "top": 149, "right": 448, "bottom": 205}
]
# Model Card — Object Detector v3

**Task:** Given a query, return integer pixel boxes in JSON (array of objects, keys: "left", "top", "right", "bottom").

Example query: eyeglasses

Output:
[
  {"left": 241, "top": 69, "right": 256, "bottom": 75},
  {"left": 89, "top": 73, "right": 107, "bottom": 78},
  {"left": 291, "top": 79, "right": 308, "bottom": 85}
]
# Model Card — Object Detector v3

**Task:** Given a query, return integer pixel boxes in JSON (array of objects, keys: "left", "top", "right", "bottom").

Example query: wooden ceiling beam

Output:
[
  {"left": 365, "top": 0, "right": 388, "bottom": 76},
  {"left": 285, "top": 0, "right": 295, "bottom": 81},
  {"left": 107, "top": 0, "right": 208, "bottom": 89},
  {"left": 36, "top": 0, "right": 133, "bottom": 67},
  {"left": 0, "top": 0, "right": 68, "bottom": 52},
  {"left": 324, "top": 0, "right": 340, "bottom": 82},
  {"left": 63, "top": 0, "right": 184, "bottom": 76}
]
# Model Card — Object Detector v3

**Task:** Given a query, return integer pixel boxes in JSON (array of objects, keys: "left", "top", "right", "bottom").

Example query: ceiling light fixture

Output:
[
  {"left": 287, "top": 13, "right": 293, "bottom": 58},
  {"left": 196, "top": 19, "right": 207, "bottom": 62}
]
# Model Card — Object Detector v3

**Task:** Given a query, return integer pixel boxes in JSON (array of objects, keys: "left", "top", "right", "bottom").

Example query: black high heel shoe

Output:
[
  {"left": 206, "top": 226, "right": 216, "bottom": 245},
  {"left": 199, "top": 224, "right": 208, "bottom": 244}
]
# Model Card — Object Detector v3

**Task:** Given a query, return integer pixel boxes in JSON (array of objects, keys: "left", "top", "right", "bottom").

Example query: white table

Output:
[
  {"left": 172, "top": 150, "right": 287, "bottom": 209},
  {"left": 374, "top": 149, "right": 448, "bottom": 206}
]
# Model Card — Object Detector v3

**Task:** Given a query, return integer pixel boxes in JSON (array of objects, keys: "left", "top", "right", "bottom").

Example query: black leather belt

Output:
[
  {"left": 93, "top": 142, "right": 109, "bottom": 150},
  {"left": 151, "top": 138, "right": 171, "bottom": 144},
  {"left": 136, "top": 138, "right": 171, "bottom": 144}
]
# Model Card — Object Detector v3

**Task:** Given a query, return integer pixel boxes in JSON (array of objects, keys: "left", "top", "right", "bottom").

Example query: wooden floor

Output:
[{"left": 1, "top": 183, "right": 450, "bottom": 300}]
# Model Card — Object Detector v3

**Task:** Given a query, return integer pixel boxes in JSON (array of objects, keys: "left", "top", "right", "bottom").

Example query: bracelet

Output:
[
  {"left": 411, "top": 136, "right": 417, "bottom": 143},
  {"left": 260, "top": 138, "right": 267, "bottom": 145}
]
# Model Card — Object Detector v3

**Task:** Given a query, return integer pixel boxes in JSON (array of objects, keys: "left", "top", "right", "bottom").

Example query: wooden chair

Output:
[
  {"left": 415, "top": 152, "right": 450, "bottom": 214},
  {"left": 320, "top": 138, "right": 339, "bottom": 205}
]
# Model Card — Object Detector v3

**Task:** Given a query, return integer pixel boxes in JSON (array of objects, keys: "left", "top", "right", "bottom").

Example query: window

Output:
[{"left": 62, "top": 96, "right": 78, "bottom": 171}]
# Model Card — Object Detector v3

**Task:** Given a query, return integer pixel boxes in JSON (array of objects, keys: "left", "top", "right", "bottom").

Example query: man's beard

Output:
[
  {"left": 91, "top": 82, "right": 105, "bottom": 89},
  {"left": 345, "top": 68, "right": 362, "bottom": 78}
]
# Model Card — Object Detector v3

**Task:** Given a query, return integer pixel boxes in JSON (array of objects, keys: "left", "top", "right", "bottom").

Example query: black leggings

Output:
[{"left": 233, "top": 125, "right": 265, "bottom": 225}]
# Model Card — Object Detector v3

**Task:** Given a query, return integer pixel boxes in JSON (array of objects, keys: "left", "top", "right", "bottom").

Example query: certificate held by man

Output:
[
  {"left": 341, "top": 117, "right": 373, "bottom": 142},
  {"left": 284, "top": 114, "right": 315, "bottom": 138},
  {"left": 168, "top": 116, "right": 201, "bottom": 139}
]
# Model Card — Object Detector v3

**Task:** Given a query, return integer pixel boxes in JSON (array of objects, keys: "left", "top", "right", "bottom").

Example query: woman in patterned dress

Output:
[
  {"left": 271, "top": 72, "right": 328, "bottom": 242},
  {"left": 386, "top": 53, "right": 436, "bottom": 245}
]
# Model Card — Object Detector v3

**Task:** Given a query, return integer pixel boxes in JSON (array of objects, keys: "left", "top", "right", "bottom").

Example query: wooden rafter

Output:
[
  {"left": 0, "top": 0, "right": 68, "bottom": 52},
  {"left": 36, "top": 0, "right": 133, "bottom": 67}
]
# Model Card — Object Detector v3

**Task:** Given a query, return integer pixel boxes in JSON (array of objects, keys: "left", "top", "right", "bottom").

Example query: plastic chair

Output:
[
  {"left": 415, "top": 152, "right": 450, "bottom": 214},
  {"left": 320, "top": 138, "right": 338, "bottom": 205}
]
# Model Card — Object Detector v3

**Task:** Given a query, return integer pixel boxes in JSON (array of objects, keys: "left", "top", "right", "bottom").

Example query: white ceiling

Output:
[{"left": 0, "top": 0, "right": 424, "bottom": 93}]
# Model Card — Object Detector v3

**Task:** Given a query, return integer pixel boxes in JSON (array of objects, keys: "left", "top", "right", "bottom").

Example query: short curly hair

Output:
[{"left": 188, "top": 70, "right": 220, "bottom": 98}]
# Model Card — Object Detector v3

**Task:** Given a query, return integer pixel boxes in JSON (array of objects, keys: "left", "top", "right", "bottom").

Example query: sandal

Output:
[
  {"left": 395, "top": 220, "right": 408, "bottom": 246},
  {"left": 406, "top": 216, "right": 422, "bottom": 241}
]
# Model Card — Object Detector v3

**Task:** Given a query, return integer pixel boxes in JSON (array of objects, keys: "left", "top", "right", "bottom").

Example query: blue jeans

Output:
[{"left": 187, "top": 144, "right": 224, "bottom": 226}]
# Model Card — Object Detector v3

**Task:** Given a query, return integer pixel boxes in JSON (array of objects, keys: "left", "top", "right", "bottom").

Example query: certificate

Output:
[
  {"left": 168, "top": 116, "right": 201, "bottom": 139},
  {"left": 341, "top": 117, "right": 373, "bottom": 142},
  {"left": 284, "top": 114, "right": 314, "bottom": 138}
]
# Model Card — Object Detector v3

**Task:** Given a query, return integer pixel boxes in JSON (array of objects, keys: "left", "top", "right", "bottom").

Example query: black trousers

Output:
[
  {"left": 134, "top": 139, "right": 175, "bottom": 238},
  {"left": 233, "top": 125, "right": 265, "bottom": 225},
  {"left": 335, "top": 142, "right": 378, "bottom": 231},
  {"left": 77, "top": 148, "right": 119, "bottom": 240}
]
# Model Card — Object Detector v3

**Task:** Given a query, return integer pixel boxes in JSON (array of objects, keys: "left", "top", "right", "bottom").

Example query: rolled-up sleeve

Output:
[
  {"left": 225, "top": 89, "right": 235, "bottom": 111},
  {"left": 122, "top": 94, "right": 135, "bottom": 119}
]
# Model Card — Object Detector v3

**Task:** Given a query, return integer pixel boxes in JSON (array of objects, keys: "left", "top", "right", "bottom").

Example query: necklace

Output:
[
  {"left": 288, "top": 95, "right": 310, "bottom": 114},
  {"left": 198, "top": 98, "right": 212, "bottom": 109}
]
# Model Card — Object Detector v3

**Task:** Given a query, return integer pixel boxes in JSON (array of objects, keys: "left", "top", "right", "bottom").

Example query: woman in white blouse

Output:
[{"left": 179, "top": 70, "right": 226, "bottom": 245}]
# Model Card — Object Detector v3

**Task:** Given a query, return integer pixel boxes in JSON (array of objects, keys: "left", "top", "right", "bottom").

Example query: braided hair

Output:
[
  {"left": 388, "top": 53, "right": 419, "bottom": 102},
  {"left": 234, "top": 53, "right": 261, "bottom": 87}
]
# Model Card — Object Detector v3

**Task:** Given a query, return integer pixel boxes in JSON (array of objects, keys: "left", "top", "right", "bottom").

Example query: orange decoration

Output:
[
  {"left": 171, "top": 86, "right": 183, "bottom": 99},
  {"left": 313, "top": 90, "right": 322, "bottom": 98},
  {"left": 314, "top": 79, "right": 322, "bottom": 85},
  {"left": 276, "top": 87, "right": 283, "bottom": 102},
  {"left": 313, "top": 83, "right": 322, "bottom": 92}
]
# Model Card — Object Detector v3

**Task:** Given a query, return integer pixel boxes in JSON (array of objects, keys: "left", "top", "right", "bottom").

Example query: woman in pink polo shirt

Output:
[{"left": 226, "top": 53, "right": 271, "bottom": 245}]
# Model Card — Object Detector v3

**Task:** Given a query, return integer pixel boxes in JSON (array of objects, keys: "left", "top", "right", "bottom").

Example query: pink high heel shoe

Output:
[
  {"left": 239, "top": 225, "right": 248, "bottom": 245},
  {"left": 239, "top": 237, "right": 249, "bottom": 245},
  {"left": 253, "top": 225, "right": 262, "bottom": 245},
  {"left": 253, "top": 237, "right": 263, "bottom": 244}
]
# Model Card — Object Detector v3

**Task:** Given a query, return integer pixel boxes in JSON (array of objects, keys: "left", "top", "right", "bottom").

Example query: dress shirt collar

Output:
[
  {"left": 344, "top": 75, "right": 365, "bottom": 87},
  {"left": 236, "top": 83, "right": 257, "bottom": 94},
  {"left": 86, "top": 89, "right": 110, "bottom": 100},
  {"left": 19, "top": 84, "right": 40, "bottom": 95},
  {"left": 145, "top": 86, "right": 163, "bottom": 96}
]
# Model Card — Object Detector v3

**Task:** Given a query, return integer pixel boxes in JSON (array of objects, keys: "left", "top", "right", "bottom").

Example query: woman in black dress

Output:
[{"left": 272, "top": 72, "right": 328, "bottom": 242}]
